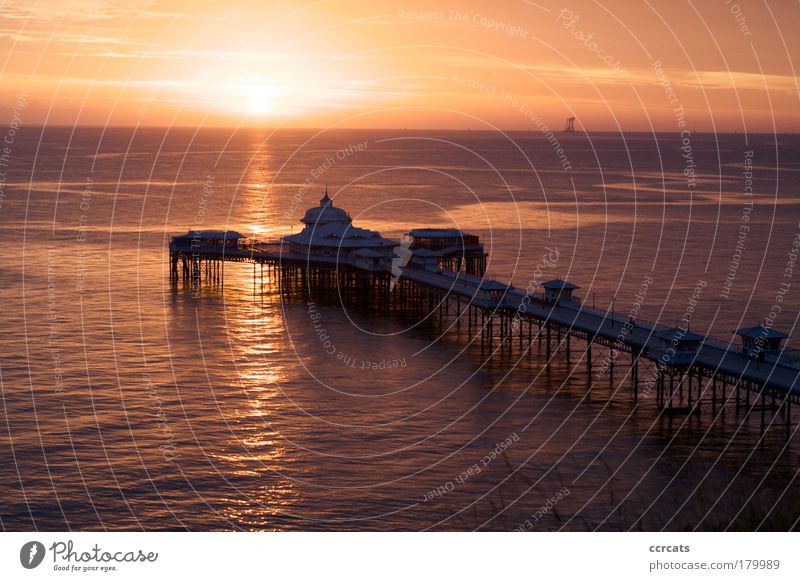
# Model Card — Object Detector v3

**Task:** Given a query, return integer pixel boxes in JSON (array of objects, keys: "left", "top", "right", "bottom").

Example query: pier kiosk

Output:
[
  {"left": 409, "top": 248, "right": 440, "bottom": 271},
  {"left": 479, "top": 280, "right": 512, "bottom": 306},
  {"left": 349, "top": 248, "right": 395, "bottom": 271},
  {"left": 736, "top": 325, "right": 789, "bottom": 360},
  {"left": 652, "top": 328, "right": 705, "bottom": 366},
  {"left": 540, "top": 279, "right": 579, "bottom": 305}
]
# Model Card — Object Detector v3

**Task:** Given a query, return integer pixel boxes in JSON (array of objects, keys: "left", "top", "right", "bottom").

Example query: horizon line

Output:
[{"left": 21, "top": 124, "right": 798, "bottom": 135}]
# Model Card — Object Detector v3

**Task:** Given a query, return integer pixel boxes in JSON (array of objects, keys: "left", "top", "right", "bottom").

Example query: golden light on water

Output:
[{"left": 208, "top": 297, "right": 299, "bottom": 525}]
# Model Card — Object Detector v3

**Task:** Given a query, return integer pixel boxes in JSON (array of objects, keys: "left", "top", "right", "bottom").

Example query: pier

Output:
[{"left": 170, "top": 194, "right": 800, "bottom": 443}]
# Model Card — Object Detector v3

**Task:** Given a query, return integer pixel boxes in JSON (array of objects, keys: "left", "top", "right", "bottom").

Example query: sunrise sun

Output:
[{"left": 244, "top": 79, "right": 277, "bottom": 115}]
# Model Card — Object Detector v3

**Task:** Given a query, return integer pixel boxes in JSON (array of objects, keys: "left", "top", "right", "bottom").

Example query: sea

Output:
[{"left": 1, "top": 127, "right": 799, "bottom": 531}]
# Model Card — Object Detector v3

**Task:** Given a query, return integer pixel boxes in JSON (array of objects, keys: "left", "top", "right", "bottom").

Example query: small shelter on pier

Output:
[
  {"left": 409, "top": 248, "right": 440, "bottom": 271},
  {"left": 349, "top": 248, "right": 396, "bottom": 271},
  {"left": 407, "top": 228, "right": 480, "bottom": 250},
  {"left": 653, "top": 327, "right": 705, "bottom": 366},
  {"left": 406, "top": 228, "right": 487, "bottom": 275},
  {"left": 736, "top": 325, "right": 789, "bottom": 359},
  {"left": 171, "top": 230, "right": 245, "bottom": 250},
  {"left": 480, "top": 280, "right": 512, "bottom": 305},
  {"left": 540, "top": 279, "right": 579, "bottom": 305}
]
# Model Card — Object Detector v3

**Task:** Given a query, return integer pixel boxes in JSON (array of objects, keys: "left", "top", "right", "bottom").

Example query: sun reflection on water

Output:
[{"left": 211, "top": 281, "right": 301, "bottom": 526}]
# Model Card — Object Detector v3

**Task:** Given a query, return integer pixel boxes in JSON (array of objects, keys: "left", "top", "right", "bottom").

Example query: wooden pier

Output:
[{"left": 169, "top": 229, "right": 800, "bottom": 443}]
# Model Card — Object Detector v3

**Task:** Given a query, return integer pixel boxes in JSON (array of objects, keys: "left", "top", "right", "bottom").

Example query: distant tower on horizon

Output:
[{"left": 564, "top": 116, "right": 576, "bottom": 132}]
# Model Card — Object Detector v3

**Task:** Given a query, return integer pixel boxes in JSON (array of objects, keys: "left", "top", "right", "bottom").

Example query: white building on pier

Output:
[{"left": 282, "top": 190, "right": 396, "bottom": 270}]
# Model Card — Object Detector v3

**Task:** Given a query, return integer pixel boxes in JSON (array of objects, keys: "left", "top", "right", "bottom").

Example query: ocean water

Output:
[{"left": 1, "top": 127, "right": 799, "bottom": 531}]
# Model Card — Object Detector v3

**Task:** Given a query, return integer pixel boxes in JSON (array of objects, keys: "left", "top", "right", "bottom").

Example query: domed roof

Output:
[{"left": 300, "top": 189, "right": 351, "bottom": 226}]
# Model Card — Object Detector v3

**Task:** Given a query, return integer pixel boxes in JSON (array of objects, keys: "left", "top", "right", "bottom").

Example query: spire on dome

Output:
[{"left": 320, "top": 186, "right": 332, "bottom": 207}]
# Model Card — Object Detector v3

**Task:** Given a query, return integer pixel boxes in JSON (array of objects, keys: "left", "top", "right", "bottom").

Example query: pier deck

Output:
[
  {"left": 170, "top": 234, "right": 800, "bottom": 439},
  {"left": 401, "top": 267, "right": 799, "bottom": 395}
]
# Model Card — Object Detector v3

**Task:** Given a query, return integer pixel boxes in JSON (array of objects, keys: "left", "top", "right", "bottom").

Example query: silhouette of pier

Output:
[{"left": 170, "top": 202, "right": 800, "bottom": 443}]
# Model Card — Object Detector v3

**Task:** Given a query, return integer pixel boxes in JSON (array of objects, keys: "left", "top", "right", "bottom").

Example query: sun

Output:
[{"left": 243, "top": 79, "right": 277, "bottom": 115}]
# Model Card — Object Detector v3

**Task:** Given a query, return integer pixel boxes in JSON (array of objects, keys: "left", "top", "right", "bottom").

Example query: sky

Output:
[{"left": 1, "top": 0, "right": 799, "bottom": 131}]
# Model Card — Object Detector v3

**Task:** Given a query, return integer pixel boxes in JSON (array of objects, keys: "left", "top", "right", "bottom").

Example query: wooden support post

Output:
[
  {"left": 669, "top": 373, "right": 674, "bottom": 411},
  {"left": 712, "top": 374, "right": 717, "bottom": 413},
  {"left": 787, "top": 398, "right": 792, "bottom": 442},
  {"left": 587, "top": 340, "right": 593, "bottom": 374},
  {"left": 722, "top": 378, "right": 727, "bottom": 415},
  {"left": 657, "top": 371, "right": 663, "bottom": 409},
  {"left": 609, "top": 349, "right": 615, "bottom": 386},
  {"left": 655, "top": 370, "right": 661, "bottom": 408},
  {"left": 687, "top": 368, "right": 693, "bottom": 407},
  {"left": 546, "top": 324, "right": 551, "bottom": 359},
  {"left": 696, "top": 368, "right": 702, "bottom": 415},
  {"left": 480, "top": 309, "right": 485, "bottom": 350},
  {"left": 745, "top": 382, "right": 751, "bottom": 418}
]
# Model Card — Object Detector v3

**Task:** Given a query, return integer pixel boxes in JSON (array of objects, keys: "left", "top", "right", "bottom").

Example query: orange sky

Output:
[{"left": 1, "top": 0, "right": 799, "bottom": 131}]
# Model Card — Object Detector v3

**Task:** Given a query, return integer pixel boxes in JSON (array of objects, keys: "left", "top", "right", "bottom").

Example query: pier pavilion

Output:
[{"left": 282, "top": 190, "right": 396, "bottom": 260}]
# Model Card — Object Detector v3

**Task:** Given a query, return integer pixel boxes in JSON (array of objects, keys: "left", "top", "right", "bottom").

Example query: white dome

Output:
[{"left": 300, "top": 191, "right": 351, "bottom": 226}]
